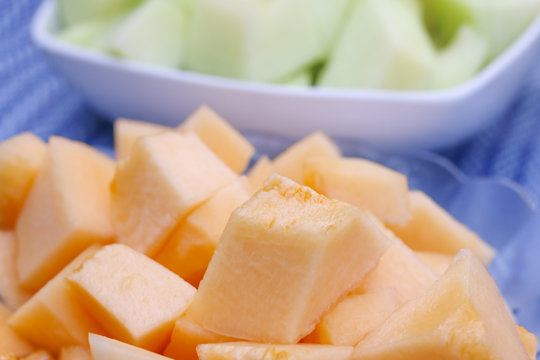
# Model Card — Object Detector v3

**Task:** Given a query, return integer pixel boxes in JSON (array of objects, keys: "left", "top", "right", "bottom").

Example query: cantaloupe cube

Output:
[
  {"left": 68, "top": 244, "right": 196, "bottom": 352},
  {"left": 8, "top": 246, "right": 104, "bottom": 355},
  {"left": 517, "top": 326, "right": 538, "bottom": 360},
  {"left": 59, "top": 346, "right": 91, "bottom": 360},
  {"left": 306, "top": 288, "right": 400, "bottom": 346},
  {"left": 22, "top": 350, "right": 54, "bottom": 360},
  {"left": 89, "top": 334, "right": 174, "bottom": 360},
  {"left": 273, "top": 132, "right": 341, "bottom": 184},
  {"left": 155, "top": 177, "right": 250, "bottom": 286},
  {"left": 15, "top": 137, "right": 115, "bottom": 290},
  {"left": 0, "top": 231, "right": 32, "bottom": 310},
  {"left": 415, "top": 251, "right": 453, "bottom": 277},
  {"left": 246, "top": 156, "right": 274, "bottom": 194},
  {"left": 114, "top": 118, "right": 173, "bottom": 160},
  {"left": 188, "top": 174, "right": 391, "bottom": 344},
  {"left": 197, "top": 342, "right": 353, "bottom": 360},
  {"left": 387, "top": 190, "right": 496, "bottom": 264},
  {"left": 163, "top": 316, "right": 237, "bottom": 360},
  {"left": 179, "top": 106, "right": 255, "bottom": 174},
  {"left": 0, "top": 303, "right": 34, "bottom": 357},
  {"left": 0, "top": 133, "right": 46, "bottom": 230},
  {"left": 112, "top": 132, "right": 236, "bottom": 256},
  {"left": 304, "top": 157, "right": 410, "bottom": 226},
  {"left": 352, "top": 249, "right": 529, "bottom": 360}
]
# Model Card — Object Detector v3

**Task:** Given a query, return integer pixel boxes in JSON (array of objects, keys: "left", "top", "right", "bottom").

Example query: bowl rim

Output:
[{"left": 32, "top": 0, "right": 540, "bottom": 103}]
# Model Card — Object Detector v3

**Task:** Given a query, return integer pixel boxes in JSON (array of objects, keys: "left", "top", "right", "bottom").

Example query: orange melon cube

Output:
[
  {"left": 197, "top": 342, "right": 353, "bottom": 360},
  {"left": 8, "top": 246, "right": 104, "bottom": 355},
  {"left": 388, "top": 190, "right": 496, "bottom": 264},
  {"left": 163, "top": 316, "right": 237, "bottom": 360},
  {"left": 0, "top": 133, "right": 46, "bottom": 229},
  {"left": 112, "top": 131, "right": 236, "bottom": 256},
  {"left": 0, "top": 303, "right": 34, "bottom": 357},
  {"left": 0, "top": 231, "right": 32, "bottom": 310},
  {"left": 179, "top": 106, "right": 255, "bottom": 174},
  {"left": 155, "top": 177, "right": 251, "bottom": 286},
  {"left": 304, "top": 157, "right": 410, "bottom": 226},
  {"left": 415, "top": 251, "right": 453, "bottom": 277},
  {"left": 246, "top": 156, "right": 274, "bottom": 193},
  {"left": 188, "top": 174, "right": 391, "bottom": 344},
  {"left": 306, "top": 288, "right": 400, "bottom": 346},
  {"left": 68, "top": 244, "right": 196, "bottom": 352},
  {"left": 352, "top": 249, "right": 529, "bottom": 360},
  {"left": 15, "top": 137, "right": 115, "bottom": 290},
  {"left": 89, "top": 334, "right": 173, "bottom": 360},
  {"left": 21, "top": 350, "right": 53, "bottom": 360},
  {"left": 273, "top": 132, "right": 341, "bottom": 184},
  {"left": 114, "top": 118, "right": 173, "bottom": 160},
  {"left": 59, "top": 346, "right": 91, "bottom": 360},
  {"left": 517, "top": 326, "right": 538, "bottom": 360}
]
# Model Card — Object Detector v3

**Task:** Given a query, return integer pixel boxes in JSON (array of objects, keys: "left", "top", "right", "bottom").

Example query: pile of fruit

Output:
[
  {"left": 55, "top": 0, "right": 540, "bottom": 90},
  {"left": 0, "top": 106, "right": 538, "bottom": 359}
]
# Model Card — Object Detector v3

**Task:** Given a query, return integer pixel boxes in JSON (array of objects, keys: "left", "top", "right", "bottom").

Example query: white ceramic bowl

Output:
[{"left": 32, "top": 0, "right": 540, "bottom": 150}]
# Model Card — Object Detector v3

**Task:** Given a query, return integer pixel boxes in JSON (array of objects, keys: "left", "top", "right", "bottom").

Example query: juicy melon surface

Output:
[
  {"left": 246, "top": 155, "right": 274, "bottom": 193},
  {"left": 0, "top": 231, "right": 32, "bottom": 310},
  {"left": 188, "top": 174, "right": 391, "bottom": 344},
  {"left": 0, "top": 303, "right": 34, "bottom": 357},
  {"left": 352, "top": 249, "right": 529, "bottom": 360},
  {"left": 114, "top": 118, "right": 173, "bottom": 160},
  {"left": 89, "top": 334, "right": 174, "bottom": 360}
]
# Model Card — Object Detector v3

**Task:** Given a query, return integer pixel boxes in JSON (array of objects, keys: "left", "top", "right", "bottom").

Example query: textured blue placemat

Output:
[{"left": 1, "top": 0, "right": 540, "bottom": 204}]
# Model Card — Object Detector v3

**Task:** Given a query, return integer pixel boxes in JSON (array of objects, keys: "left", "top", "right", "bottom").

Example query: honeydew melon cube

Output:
[
  {"left": 114, "top": 118, "right": 173, "bottom": 160},
  {"left": 0, "top": 303, "right": 34, "bottom": 357},
  {"left": 57, "top": 0, "right": 142, "bottom": 27},
  {"left": 352, "top": 249, "right": 529, "bottom": 360},
  {"left": 163, "top": 316, "right": 237, "bottom": 360},
  {"left": 0, "top": 231, "right": 32, "bottom": 310},
  {"left": 57, "top": 18, "right": 118, "bottom": 48},
  {"left": 319, "top": 0, "right": 435, "bottom": 90},
  {"left": 279, "top": 71, "right": 313, "bottom": 87},
  {"left": 308, "top": 0, "right": 353, "bottom": 52},
  {"left": 8, "top": 246, "right": 105, "bottom": 355},
  {"left": 179, "top": 106, "right": 255, "bottom": 174},
  {"left": 111, "top": 131, "right": 236, "bottom": 256},
  {"left": 58, "top": 346, "right": 91, "bottom": 360},
  {"left": 0, "top": 133, "right": 46, "bottom": 229},
  {"left": 15, "top": 137, "right": 115, "bottom": 290},
  {"left": 185, "top": 0, "right": 325, "bottom": 82},
  {"left": 68, "top": 244, "right": 196, "bottom": 351},
  {"left": 102, "top": 0, "right": 190, "bottom": 68},
  {"left": 89, "top": 334, "right": 174, "bottom": 360},
  {"left": 197, "top": 343, "right": 354, "bottom": 360},
  {"left": 188, "top": 174, "right": 391, "bottom": 344}
]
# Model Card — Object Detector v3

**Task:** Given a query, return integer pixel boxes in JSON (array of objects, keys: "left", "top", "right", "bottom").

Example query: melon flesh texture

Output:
[
  {"left": 319, "top": 0, "right": 435, "bottom": 90},
  {"left": 352, "top": 249, "right": 529, "bottom": 360},
  {"left": 68, "top": 244, "right": 196, "bottom": 352},
  {"left": 15, "top": 136, "right": 115, "bottom": 291},
  {"left": 273, "top": 132, "right": 341, "bottom": 184},
  {"left": 420, "top": 0, "right": 540, "bottom": 58},
  {"left": 304, "top": 157, "right": 411, "bottom": 226},
  {"left": 57, "top": 17, "right": 119, "bottom": 48},
  {"left": 188, "top": 174, "right": 392, "bottom": 344},
  {"left": 8, "top": 246, "right": 104, "bottom": 355},
  {"left": 179, "top": 106, "right": 255, "bottom": 174},
  {"left": 387, "top": 190, "right": 496, "bottom": 265},
  {"left": 306, "top": 288, "right": 401, "bottom": 346},
  {"left": 279, "top": 70, "right": 313, "bottom": 87},
  {"left": 111, "top": 131, "right": 236, "bottom": 256},
  {"left": 0, "top": 231, "right": 32, "bottom": 310},
  {"left": 516, "top": 326, "right": 538, "bottom": 360},
  {"left": 430, "top": 26, "right": 488, "bottom": 89},
  {"left": 185, "top": 0, "right": 325, "bottom": 82},
  {"left": 58, "top": 346, "right": 91, "bottom": 360},
  {"left": 246, "top": 156, "right": 274, "bottom": 194},
  {"left": 197, "top": 343, "right": 353, "bottom": 360},
  {"left": 21, "top": 351, "right": 54, "bottom": 360},
  {"left": 89, "top": 334, "right": 174, "bottom": 360},
  {"left": 163, "top": 316, "right": 238, "bottom": 360},
  {"left": 114, "top": 118, "right": 173, "bottom": 160},
  {"left": 155, "top": 176, "right": 251, "bottom": 287},
  {"left": 0, "top": 303, "right": 34, "bottom": 357},
  {"left": 102, "top": 0, "right": 190, "bottom": 68},
  {"left": 57, "top": 0, "right": 142, "bottom": 27},
  {"left": 308, "top": 0, "right": 353, "bottom": 52},
  {"left": 415, "top": 251, "right": 453, "bottom": 277},
  {"left": 0, "top": 133, "right": 46, "bottom": 229}
]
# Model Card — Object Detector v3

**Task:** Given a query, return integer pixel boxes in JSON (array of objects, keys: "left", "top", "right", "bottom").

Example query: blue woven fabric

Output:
[{"left": 1, "top": 0, "right": 540, "bottom": 204}]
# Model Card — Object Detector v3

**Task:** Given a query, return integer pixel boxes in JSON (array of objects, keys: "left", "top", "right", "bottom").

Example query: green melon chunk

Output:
[
  {"left": 319, "top": 0, "right": 436, "bottom": 91},
  {"left": 184, "top": 0, "right": 326, "bottom": 82},
  {"left": 309, "top": 0, "right": 353, "bottom": 52},
  {"left": 101, "top": 0, "right": 190, "bottom": 68},
  {"left": 57, "top": 0, "right": 142, "bottom": 27},
  {"left": 430, "top": 26, "right": 488, "bottom": 89},
  {"left": 57, "top": 17, "right": 118, "bottom": 48},
  {"left": 279, "top": 71, "right": 313, "bottom": 87}
]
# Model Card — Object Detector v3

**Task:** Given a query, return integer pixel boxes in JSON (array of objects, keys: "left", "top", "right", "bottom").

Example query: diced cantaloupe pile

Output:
[{"left": 0, "top": 106, "right": 536, "bottom": 360}]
